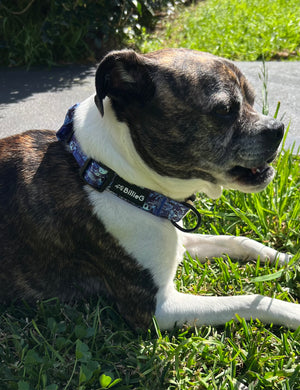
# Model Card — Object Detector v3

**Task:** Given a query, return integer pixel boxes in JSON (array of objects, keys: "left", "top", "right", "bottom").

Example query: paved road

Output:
[
  {"left": 237, "top": 61, "right": 300, "bottom": 150},
  {"left": 0, "top": 61, "right": 299, "bottom": 149}
]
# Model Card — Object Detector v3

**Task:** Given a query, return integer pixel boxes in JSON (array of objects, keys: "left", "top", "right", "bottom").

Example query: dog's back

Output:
[
  {"left": 0, "top": 130, "right": 83, "bottom": 300},
  {"left": 0, "top": 130, "right": 157, "bottom": 329},
  {"left": 0, "top": 131, "right": 97, "bottom": 298}
]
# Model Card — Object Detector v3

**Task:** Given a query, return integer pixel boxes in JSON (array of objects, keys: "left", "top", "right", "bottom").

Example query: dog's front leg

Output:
[
  {"left": 181, "top": 233, "right": 291, "bottom": 265},
  {"left": 155, "top": 288, "right": 300, "bottom": 330}
]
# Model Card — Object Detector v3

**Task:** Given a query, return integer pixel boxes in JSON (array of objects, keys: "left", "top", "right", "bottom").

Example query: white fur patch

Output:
[{"left": 86, "top": 186, "right": 183, "bottom": 290}]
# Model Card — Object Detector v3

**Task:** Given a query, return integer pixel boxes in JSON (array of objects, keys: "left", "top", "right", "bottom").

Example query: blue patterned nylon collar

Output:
[{"left": 56, "top": 104, "right": 201, "bottom": 232}]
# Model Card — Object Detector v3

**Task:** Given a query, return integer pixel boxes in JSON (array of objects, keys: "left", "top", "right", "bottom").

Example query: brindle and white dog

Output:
[{"left": 0, "top": 49, "right": 299, "bottom": 330}]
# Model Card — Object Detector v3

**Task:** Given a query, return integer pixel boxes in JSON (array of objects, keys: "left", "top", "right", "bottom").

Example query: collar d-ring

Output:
[{"left": 171, "top": 201, "right": 201, "bottom": 233}]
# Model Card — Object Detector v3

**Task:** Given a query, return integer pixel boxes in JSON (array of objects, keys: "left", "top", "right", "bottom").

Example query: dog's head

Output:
[{"left": 94, "top": 49, "right": 284, "bottom": 198}]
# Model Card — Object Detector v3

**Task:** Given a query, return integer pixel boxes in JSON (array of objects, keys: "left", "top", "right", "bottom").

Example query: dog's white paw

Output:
[
  {"left": 275, "top": 252, "right": 293, "bottom": 266},
  {"left": 258, "top": 245, "right": 293, "bottom": 265},
  {"left": 235, "top": 382, "right": 249, "bottom": 390}
]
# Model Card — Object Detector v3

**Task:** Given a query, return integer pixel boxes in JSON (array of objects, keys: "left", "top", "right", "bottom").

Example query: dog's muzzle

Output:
[{"left": 227, "top": 116, "right": 284, "bottom": 189}]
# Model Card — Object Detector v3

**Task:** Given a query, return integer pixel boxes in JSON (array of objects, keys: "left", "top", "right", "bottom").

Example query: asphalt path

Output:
[{"left": 0, "top": 61, "right": 299, "bottom": 149}]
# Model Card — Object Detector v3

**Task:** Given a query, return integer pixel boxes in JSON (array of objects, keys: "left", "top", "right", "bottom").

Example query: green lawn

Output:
[{"left": 138, "top": 0, "right": 300, "bottom": 61}]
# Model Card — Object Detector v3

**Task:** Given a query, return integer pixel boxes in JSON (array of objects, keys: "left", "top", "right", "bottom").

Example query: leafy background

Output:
[
  {"left": 1, "top": 0, "right": 299, "bottom": 67},
  {"left": 0, "top": 0, "right": 188, "bottom": 67}
]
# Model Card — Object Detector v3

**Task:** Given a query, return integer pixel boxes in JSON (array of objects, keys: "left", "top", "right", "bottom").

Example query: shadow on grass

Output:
[{"left": 0, "top": 297, "right": 166, "bottom": 389}]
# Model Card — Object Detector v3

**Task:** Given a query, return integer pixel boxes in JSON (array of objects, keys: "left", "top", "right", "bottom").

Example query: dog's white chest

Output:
[{"left": 87, "top": 187, "right": 184, "bottom": 290}]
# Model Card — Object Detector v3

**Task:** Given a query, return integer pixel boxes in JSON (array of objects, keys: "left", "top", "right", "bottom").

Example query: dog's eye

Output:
[
  {"left": 215, "top": 105, "right": 231, "bottom": 116},
  {"left": 213, "top": 102, "right": 239, "bottom": 119}
]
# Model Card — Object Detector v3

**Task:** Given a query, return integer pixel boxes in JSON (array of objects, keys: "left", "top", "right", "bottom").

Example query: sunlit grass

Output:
[{"left": 138, "top": 0, "right": 300, "bottom": 61}]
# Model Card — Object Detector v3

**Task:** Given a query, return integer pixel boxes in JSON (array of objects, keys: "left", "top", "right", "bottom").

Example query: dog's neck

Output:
[{"left": 73, "top": 96, "right": 222, "bottom": 200}]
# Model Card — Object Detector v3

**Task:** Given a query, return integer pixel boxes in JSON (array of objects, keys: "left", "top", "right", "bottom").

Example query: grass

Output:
[
  {"left": 0, "top": 128, "right": 299, "bottom": 389},
  {"left": 137, "top": 0, "right": 300, "bottom": 60}
]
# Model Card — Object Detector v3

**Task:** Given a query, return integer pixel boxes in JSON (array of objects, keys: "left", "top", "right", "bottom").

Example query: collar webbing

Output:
[{"left": 56, "top": 104, "right": 201, "bottom": 232}]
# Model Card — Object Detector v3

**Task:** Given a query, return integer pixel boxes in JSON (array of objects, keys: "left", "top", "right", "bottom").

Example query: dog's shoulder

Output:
[
  {"left": 1, "top": 129, "right": 77, "bottom": 177},
  {"left": 0, "top": 129, "right": 87, "bottom": 214},
  {"left": 0, "top": 129, "right": 56, "bottom": 154},
  {"left": 0, "top": 130, "right": 58, "bottom": 176}
]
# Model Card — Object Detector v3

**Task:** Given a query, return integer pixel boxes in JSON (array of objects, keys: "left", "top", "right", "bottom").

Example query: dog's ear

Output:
[{"left": 94, "top": 50, "right": 155, "bottom": 116}]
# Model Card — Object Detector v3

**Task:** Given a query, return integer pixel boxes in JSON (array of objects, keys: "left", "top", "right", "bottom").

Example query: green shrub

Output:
[{"left": 0, "top": 0, "right": 187, "bottom": 67}]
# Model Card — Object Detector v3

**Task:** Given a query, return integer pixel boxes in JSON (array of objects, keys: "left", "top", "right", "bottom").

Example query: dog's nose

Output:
[
  {"left": 257, "top": 116, "right": 284, "bottom": 148},
  {"left": 265, "top": 118, "right": 284, "bottom": 140}
]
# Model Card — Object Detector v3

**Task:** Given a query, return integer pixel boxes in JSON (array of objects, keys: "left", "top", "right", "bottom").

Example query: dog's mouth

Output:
[
  {"left": 229, "top": 163, "right": 271, "bottom": 181},
  {"left": 228, "top": 156, "right": 275, "bottom": 187}
]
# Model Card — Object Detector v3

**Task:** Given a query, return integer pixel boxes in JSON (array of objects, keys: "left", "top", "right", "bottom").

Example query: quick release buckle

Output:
[
  {"left": 79, "top": 158, "right": 116, "bottom": 192},
  {"left": 79, "top": 158, "right": 92, "bottom": 179}
]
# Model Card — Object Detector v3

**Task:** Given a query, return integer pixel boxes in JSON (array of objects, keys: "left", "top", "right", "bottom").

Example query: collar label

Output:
[{"left": 110, "top": 176, "right": 150, "bottom": 207}]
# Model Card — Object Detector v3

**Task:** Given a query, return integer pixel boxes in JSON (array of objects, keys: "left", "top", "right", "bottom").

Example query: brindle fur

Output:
[{"left": 0, "top": 131, "right": 157, "bottom": 329}]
